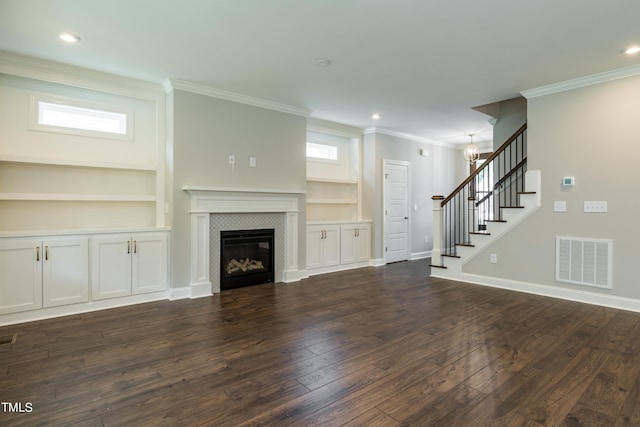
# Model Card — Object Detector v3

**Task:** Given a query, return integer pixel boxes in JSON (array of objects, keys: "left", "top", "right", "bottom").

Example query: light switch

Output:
[
  {"left": 250, "top": 157, "right": 256, "bottom": 167},
  {"left": 584, "top": 201, "right": 607, "bottom": 213}
]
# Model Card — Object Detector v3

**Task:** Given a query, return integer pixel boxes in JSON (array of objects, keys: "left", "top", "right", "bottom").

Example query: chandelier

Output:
[{"left": 463, "top": 134, "right": 479, "bottom": 164}]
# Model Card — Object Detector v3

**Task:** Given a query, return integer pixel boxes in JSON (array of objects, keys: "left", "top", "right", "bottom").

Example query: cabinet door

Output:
[
  {"left": 354, "top": 225, "right": 371, "bottom": 262},
  {"left": 132, "top": 233, "right": 168, "bottom": 295},
  {"left": 340, "top": 225, "right": 357, "bottom": 264},
  {"left": 43, "top": 237, "right": 89, "bottom": 308},
  {"left": 322, "top": 227, "right": 340, "bottom": 267},
  {"left": 306, "top": 227, "right": 324, "bottom": 270},
  {"left": 91, "top": 234, "right": 132, "bottom": 300},
  {"left": 0, "top": 238, "right": 42, "bottom": 314}
]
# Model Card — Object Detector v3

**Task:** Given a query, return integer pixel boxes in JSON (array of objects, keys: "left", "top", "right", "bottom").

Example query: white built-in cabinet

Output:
[
  {"left": 91, "top": 232, "right": 167, "bottom": 300},
  {"left": 307, "top": 222, "right": 371, "bottom": 275},
  {"left": 0, "top": 230, "right": 168, "bottom": 316},
  {"left": 0, "top": 238, "right": 43, "bottom": 315},
  {"left": 42, "top": 237, "right": 90, "bottom": 308},
  {"left": 0, "top": 236, "right": 89, "bottom": 314},
  {"left": 340, "top": 223, "right": 371, "bottom": 265},
  {"left": 306, "top": 224, "right": 340, "bottom": 270}
]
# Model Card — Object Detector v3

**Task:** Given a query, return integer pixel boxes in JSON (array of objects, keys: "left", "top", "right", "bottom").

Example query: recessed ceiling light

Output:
[
  {"left": 624, "top": 46, "right": 640, "bottom": 54},
  {"left": 59, "top": 33, "right": 81, "bottom": 43},
  {"left": 372, "top": 113, "right": 380, "bottom": 120},
  {"left": 315, "top": 58, "right": 331, "bottom": 67}
]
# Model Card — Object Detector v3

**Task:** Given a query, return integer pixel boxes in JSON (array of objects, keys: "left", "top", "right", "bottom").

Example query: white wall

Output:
[
  {"left": 0, "top": 71, "right": 162, "bottom": 231},
  {"left": 362, "top": 131, "right": 462, "bottom": 261},
  {"left": 464, "top": 73, "right": 640, "bottom": 301},
  {"left": 170, "top": 89, "right": 307, "bottom": 289},
  {"left": 0, "top": 74, "right": 157, "bottom": 168}
]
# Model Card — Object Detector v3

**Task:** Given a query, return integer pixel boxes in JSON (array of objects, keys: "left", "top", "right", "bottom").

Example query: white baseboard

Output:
[
  {"left": 435, "top": 271, "right": 640, "bottom": 314},
  {"left": 307, "top": 260, "right": 373, "bottom": 277},
  {"left": 371, "top": 258, "right": 386, "bottom": 267},
  {"left": 190, "top": 281, "right": 213, "bottom": 298},
  {"left": 169, "top": 286, "right": 192, "bottom": 300},
  {"left": 283, "top": 269, "right": 305, "bottom": 283},
  {"left": 0, "top": 291, "right": 169, "bottom": 327},
  {"left": 411, "top": 251, "right": 432, "bottom": 260}
]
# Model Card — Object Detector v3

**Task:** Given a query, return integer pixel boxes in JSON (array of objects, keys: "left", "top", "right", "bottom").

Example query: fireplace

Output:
[
  {"left": 183, "top": 187, "right": 301, "bottom": 297},
  {"left": 220, "top": 229, "right": 275, "bottom": 290}
]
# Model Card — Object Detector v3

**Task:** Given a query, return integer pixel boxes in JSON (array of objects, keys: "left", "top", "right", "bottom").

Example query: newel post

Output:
[
  {"left": 431, "top": 195, "right": 445, "bottom": 266},
  {"left": 468, "top": 196, "right": 477, "bottom": 237}
]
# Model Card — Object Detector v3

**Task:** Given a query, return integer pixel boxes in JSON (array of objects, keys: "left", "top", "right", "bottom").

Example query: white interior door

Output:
[{"left": 384, "top": 160, "right": 409, "bottom": 263}]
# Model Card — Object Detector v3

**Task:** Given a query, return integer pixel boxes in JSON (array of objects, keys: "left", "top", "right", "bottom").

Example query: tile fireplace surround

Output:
[{"left": 183, "top": 186, "right": 303, "bottom": 296}]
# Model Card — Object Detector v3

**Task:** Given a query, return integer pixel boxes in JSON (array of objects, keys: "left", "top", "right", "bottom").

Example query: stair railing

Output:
[{"left": 431, "top": 123, "right": 527, "bottom": 266}]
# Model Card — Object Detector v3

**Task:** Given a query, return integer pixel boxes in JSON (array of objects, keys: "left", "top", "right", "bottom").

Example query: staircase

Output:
[{"left": 430, "top": 124, "right": 541, "bottom": 279}]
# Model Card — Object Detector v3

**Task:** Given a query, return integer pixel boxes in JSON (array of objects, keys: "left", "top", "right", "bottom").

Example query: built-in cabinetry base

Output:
[
  {"left": 307, "top": 221, "right": 371, "bottom": 276},
  {"left": 0, "top": 228, "right": 169, "bottom": 326}
]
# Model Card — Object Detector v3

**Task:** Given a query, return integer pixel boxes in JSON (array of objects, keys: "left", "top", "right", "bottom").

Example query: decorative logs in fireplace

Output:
[
  {"left": 220, "top": 229, "right": 275, "bottom": 290},
  {"left": 226, "top": 257, "right": 264, "bottom": 275}
]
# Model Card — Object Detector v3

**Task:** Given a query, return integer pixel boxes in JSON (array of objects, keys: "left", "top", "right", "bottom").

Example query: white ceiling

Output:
[{"left": 1, "top": 0, "right": 639, "bottom": 145}]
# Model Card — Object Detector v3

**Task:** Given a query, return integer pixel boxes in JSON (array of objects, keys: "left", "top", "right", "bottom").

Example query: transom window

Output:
[
  {"left": 29, "top": 94, "right": 133, "bottom": 141},
  {"left": 306, "top": 142, "right": 338, "bottom": 161}
]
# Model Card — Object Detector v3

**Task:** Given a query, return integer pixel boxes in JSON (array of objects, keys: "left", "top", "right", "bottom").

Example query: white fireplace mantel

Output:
[{"left": 183, "top": 186, "right": 303, "bottom": 297}]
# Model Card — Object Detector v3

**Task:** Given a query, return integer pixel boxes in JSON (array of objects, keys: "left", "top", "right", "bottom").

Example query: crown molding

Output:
[
  {"left": 165, "top": 78, "right": 312, "bottom": 117},
  {"left": 521, "top": 63, "right": 640, "bottom": 99},
  {"left": 0, "top": 50, "right": 164, "bottom": 101},
  {"left": 364, "top": 127, "right": 457, "bottom": 148},
  {"left": 306, "top": 117, "right": 364, "bottom": 139}
]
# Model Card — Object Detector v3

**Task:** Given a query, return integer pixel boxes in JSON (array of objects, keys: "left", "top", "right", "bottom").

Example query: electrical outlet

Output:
[
  {"left": 249, "top": 157, "right": 256, "bottom": 167},
  {"left": 490, "top": 253, "right": 498, "bottom": 264},
  {"left": 424, "top": 235, "right": 428, "bottom": 243},
  {"left": 554, "top": 201, "right": 566, "bottom": 212}
]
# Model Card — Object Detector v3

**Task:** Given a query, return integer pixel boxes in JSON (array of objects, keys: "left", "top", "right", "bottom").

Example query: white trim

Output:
[
  {"left": 183, "top": 188, "right": 301, "bottom": 295},
  {"left": 521, "top": 63, "right": 640, "bottom": 99},
  {"left": 383, "top": 159, "right": 411, "bottom": 264},
  {"left": 0, "top": 291, "right": 168, "bottom": 327},
  {"left": 411, "top": 250, "right": 432, "bottom": 260},
  {"left": 165, "top": 78, "right": 311, "bottom": 117},
  {"left": 168, "top": 286, "right": 191, "bottom": 300},
  {"left": 432, "top": 271, "right": 640, "bottom": 314},
  {"left": 182, "top": 185, "right": 305, "bottom": 195},
  {"left": 306, "top": 118, "right": 364, "bottom": 139},
  {"left": 0, "top": 50, "right": 163, "bottom": 101},
  {"left": 371, "top": 258, "right": 386, "bottom": 267},
  {"left": 307, "top": 260, "right": 372, "bottom": 277},
  {"left": 365, "top": 127, "right": 456, "bottom": 148}
]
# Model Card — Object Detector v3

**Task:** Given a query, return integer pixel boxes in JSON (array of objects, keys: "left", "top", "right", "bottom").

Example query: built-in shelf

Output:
[
  {"left": 306, "top": 198, "right": 357, "bottom": 204},
  {"left": 306, "top": 177, "right": 358, "bottom": 184},
  {"left": 0, "top": 193, "right": 156, "bottom": 202},
  {"left": 0, "top": 155, "right": 156, "bottom": 171}
]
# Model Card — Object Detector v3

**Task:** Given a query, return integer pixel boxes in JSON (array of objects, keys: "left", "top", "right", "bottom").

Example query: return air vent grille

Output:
[{"left": 556, "top": 237, "right": 612, "bottom": 289}]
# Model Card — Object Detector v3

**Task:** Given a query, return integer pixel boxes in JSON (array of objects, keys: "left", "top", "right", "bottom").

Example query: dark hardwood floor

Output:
[{"left": 2, "top": 261, "right": 640, "bottom": 426}]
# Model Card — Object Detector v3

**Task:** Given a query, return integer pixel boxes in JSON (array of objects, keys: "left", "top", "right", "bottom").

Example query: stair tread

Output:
[
  {"left": 486, "top": 219, "right": 507, "bottom": 223},
  {"left": 518, "top": 191, "right": 537, "bottom": 195},
  {"left": 456, "top": 243, "right": 475, "bottom": 247},
  {"left": 470, "top": 231, "right": 491, "bottom": 235},
  {"left": 501, "top": 205, "right": 524, "bottom": 209},
  {"left": 442, "top": 254, "right": 461, "bottom": 258},
  {"left": 429, "top": 264, "right": 447, "bottom": 269}
]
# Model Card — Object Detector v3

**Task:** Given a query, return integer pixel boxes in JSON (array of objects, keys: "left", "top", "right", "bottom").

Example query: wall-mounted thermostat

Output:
[{"left": 562, "top": 176, "right": 575, "bottom": 186}]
